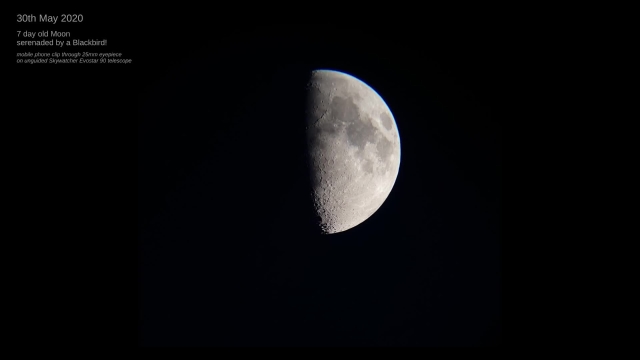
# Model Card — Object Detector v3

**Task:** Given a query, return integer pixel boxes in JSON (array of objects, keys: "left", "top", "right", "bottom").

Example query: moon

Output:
[{"left": 305, "top": 69, "right": 401, "bottom": 234}]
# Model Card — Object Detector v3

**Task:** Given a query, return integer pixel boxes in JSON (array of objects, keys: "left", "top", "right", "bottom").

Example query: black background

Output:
[{"left": 14, "top": 14, "right": 501, "bottom": 347}]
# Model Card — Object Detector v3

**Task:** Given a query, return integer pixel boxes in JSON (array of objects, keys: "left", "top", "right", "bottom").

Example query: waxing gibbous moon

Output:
[{"left": 305, "top": 69, "right": 401, "bottom": 234}]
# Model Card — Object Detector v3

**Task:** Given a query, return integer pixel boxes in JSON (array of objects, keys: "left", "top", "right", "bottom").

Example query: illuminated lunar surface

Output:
[{"left": 306, "top": 70, "right": 401, "bottom": 234}]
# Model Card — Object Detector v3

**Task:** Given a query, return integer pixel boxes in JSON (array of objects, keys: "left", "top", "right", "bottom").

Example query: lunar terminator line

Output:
[{"left": 305, "top": 70, "right": 401, "bottom": 234}]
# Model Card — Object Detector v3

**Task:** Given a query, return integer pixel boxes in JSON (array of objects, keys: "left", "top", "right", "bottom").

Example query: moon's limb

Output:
[{"left": 305, "top": 69, "right": 401, "bottom": 234}]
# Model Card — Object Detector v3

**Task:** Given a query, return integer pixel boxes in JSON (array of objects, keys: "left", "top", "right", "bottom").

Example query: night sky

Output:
[
  {"left": 13, "top": 16, "right": 501, "bottom": 346},
  {"left": 137, "top": 26, "right": 501, "bottom": 346}
]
